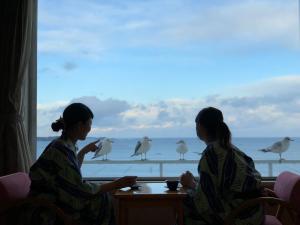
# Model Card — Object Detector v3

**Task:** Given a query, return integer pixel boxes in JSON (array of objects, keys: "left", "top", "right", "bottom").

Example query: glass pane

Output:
[{"left": 37, "top": 0, "right": 300, "bottom": 178}]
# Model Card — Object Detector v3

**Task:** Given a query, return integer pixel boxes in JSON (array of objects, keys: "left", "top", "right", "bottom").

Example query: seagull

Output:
[
  {"left": 131, "top": 136, "right": 152, "bottom": 160},
  {"left": 176, "top": 140, "right": 188, "bottom": 160},
  {"left": 259, "top": 137, "right": 294, "bottom": 161},
  {"left": 92, "top": 138, "right": 113, "bottom": 160}
]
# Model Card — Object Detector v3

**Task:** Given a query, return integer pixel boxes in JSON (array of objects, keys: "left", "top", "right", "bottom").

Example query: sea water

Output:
[{"left": 36, "top": 137, "right": 300, "bottom": 178}]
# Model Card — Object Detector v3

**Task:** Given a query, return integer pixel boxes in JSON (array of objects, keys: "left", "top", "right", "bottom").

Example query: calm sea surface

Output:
[{"left": 37, "top": 137, "right": 300, "bottom": 178}]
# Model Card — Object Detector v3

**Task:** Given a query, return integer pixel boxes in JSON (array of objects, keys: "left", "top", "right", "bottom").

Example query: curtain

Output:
[{"left": 0, "top": 0, "right": 37, "bottom": 175}]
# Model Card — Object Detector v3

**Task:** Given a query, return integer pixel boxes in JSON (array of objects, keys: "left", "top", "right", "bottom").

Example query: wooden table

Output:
[{"left": 113, "top": 183, "right": 187, "bottom": 225}]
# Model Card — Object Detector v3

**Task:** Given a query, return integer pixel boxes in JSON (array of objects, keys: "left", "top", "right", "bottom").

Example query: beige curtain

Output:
[{"left": 0, "top": 0, "right": 37, "bottom": 176}]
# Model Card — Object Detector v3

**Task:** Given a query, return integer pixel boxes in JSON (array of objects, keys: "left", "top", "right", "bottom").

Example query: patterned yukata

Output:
[
  {"left": 184, "top": 141, "right": 264, "bottom": 225},
  {"left": 28, "top": 138, "right": 113, "bottom": 225}
]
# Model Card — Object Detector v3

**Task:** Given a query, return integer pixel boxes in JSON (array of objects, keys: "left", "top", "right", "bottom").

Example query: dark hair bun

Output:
[{"left": 51, "top": 119, "right": 64, "bottom": 132}]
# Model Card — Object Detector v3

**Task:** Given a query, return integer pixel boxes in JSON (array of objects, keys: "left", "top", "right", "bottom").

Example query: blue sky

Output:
[{"left": 37, "top": 0, "right": 300, "bottom": 138}]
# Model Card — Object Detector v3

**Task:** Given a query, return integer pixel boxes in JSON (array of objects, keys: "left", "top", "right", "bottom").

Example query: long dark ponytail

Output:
[
  {"left": 195, "top": 107, "right": 232, "bottom": 149},
  {"left": 217, "top": 121, "right": 231, "bottom": 149}
]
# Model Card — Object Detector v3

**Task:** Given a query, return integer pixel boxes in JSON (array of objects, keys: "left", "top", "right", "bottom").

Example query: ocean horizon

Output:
[{"left": 37, "top": 137, "right": 300, "bottom": 178}]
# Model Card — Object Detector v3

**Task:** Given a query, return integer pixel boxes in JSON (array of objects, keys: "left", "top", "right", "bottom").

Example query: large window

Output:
[{"left": 37, "top": 0, "right": 300, "bottom": 178}]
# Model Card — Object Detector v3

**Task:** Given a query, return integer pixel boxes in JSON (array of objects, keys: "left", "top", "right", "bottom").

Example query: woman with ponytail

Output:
[
  {"left": 29, "top": 103, "right": 136, "bottom": 225},
  {"left": 180, "top": 107, "right": 263, "bottom": 225}
]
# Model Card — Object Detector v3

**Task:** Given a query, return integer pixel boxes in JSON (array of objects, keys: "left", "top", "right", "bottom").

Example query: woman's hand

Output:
[
  {"left": 115, "top": 176, "right": 137, "bottom": 189},
  {"left": 180, "top": 171, "right": 196, "bottom": 189},
  {"left": 79, "top": 139, "right": 100, "bottom": 155},
  {"left": 98, "top": 176, "right": 138, "bottom": 193},
  {"left": 77, "top": 139, "right": 100, "bottom": 168}
]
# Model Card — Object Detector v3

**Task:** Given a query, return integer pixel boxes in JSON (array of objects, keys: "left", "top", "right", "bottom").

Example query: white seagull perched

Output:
[
  {"left": 259, "top": 137, "right": 294, "bottom": 161},
  {"left": 131, "top": 136, "right": 152, "bottom": 160},
  {"left": 176, "top": 140, "right": 188, "bottom": 160},
  {"left": 92, "top": 138, "right": 114, "bottom": 160}
]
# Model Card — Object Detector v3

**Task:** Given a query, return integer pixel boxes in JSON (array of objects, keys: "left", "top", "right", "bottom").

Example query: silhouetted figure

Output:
[
  {"left": 29, "top": 103, "right": 136, "bottom": 225},
  {"left": 180, "top": 107, "right": 264, "bottom": 225}
]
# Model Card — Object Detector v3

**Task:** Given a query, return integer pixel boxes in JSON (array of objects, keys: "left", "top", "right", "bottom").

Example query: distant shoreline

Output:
[
  {"left": 37, "top": 136, "right": 59, "bottom": 141},
  {"left": 37, "top": 136, "right": 104, "bottom": 141},
  {"left": 37, "top": 136, "right": 298, "bottom": 141}
]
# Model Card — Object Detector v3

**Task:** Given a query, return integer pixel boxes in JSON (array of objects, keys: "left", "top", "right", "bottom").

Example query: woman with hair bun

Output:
[
  {"left": 180, "top": 107, "right": 264, "bottom": 225},
  {"left": 29, "top": 103, "right": 136, "bottom": 225}
]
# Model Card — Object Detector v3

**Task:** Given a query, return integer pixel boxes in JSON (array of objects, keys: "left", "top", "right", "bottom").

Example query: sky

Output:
[{"left": 37, "top": 0, "right": 300, "bottom": 138}]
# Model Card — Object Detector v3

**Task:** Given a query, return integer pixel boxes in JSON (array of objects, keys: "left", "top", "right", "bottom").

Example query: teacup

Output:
[{"left": 166, "top": 180, "right": 179, "bottom": 191}]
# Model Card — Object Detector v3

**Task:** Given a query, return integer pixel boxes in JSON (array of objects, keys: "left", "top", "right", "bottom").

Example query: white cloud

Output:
[
  {"left": 38, "top": 0, "right": 300, "bottom": 58},
  {"left": 37, "top": 75, "right": 300, "bottom": 137},
  {"left": 164, "top": 0, "right": 298, "bottom": 45},
  {"left": 225, "top": 75, "right": 300, "bottom": 98}
]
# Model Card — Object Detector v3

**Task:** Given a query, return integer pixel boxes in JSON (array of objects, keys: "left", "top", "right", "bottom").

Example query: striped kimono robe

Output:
[
  {"left": 184, "top": 141, "right": 264, "bottom": 225},
  {"left": 28, "top": 138, "right": 113, "bottom": 225}
]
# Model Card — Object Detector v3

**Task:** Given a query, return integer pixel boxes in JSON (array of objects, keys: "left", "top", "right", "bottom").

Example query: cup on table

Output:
[{"left": 165, "top": 180, "right": 179, "bottom": 191}]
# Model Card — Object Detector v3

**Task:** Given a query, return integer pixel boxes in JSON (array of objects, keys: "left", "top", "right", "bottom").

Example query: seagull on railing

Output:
[
  {"left": 131, "top": 136, "right": 152, "bottom": 160},
  {"left": 259, "top": 137, "right": 294, "bottom": 162},
  {"left": 176, "top": 140, "right": 188, "bottom": 160},
  {"left": 92, "top": 138, "right": 113, "bottom": 160}
]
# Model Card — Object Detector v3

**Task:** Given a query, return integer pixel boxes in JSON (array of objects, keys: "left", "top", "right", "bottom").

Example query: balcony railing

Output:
[{"left": 83, "top": 159, "right": 300, "bottom": 177}]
